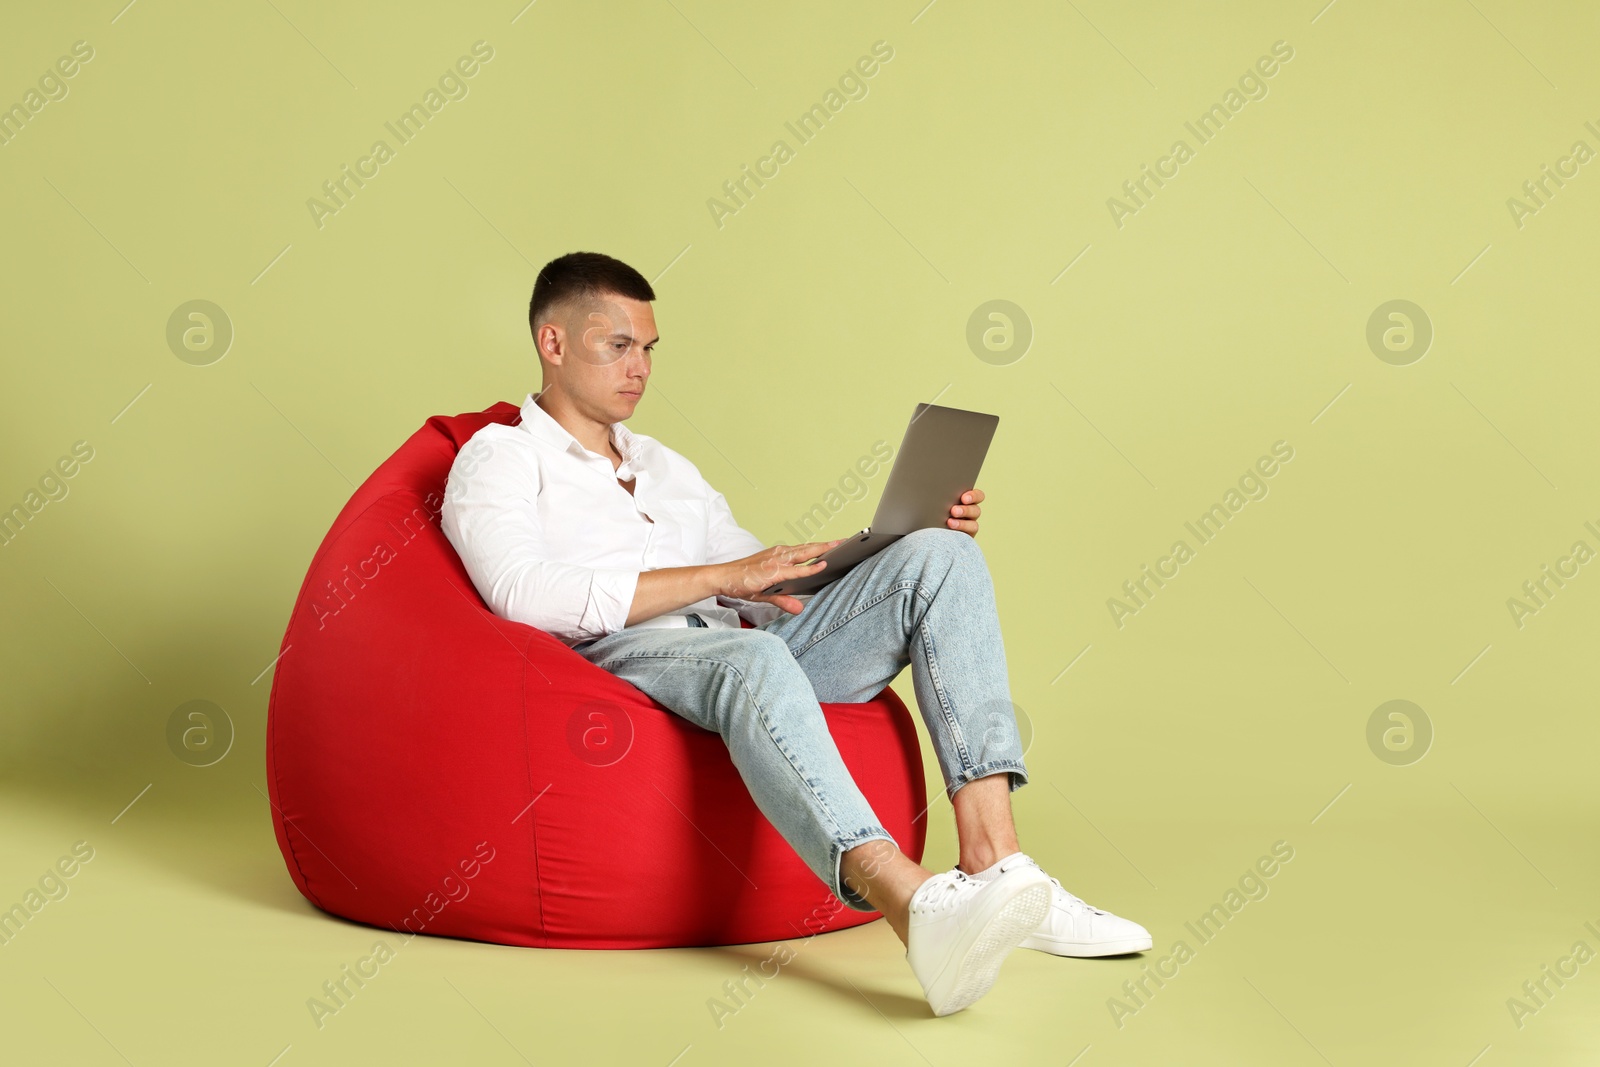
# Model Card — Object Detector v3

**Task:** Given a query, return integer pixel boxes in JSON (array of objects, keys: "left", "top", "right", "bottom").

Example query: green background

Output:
[{"left": 2, "top": 0, "right": 1597, "bottom": 1063}]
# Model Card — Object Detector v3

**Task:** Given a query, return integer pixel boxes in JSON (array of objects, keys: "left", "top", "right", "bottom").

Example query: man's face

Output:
[{"left": 553, "top": 294, "right": 657, "bottom": 422}]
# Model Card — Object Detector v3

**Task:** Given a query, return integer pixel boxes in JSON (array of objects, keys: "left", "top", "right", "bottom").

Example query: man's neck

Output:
[{"left": 535, "top": 390, "right": 619, "bottom": 463}]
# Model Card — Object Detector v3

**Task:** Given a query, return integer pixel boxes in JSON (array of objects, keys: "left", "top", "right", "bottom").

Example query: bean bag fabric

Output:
[{"left": 265, "top": 402, "right": 928, "bottom": 949}]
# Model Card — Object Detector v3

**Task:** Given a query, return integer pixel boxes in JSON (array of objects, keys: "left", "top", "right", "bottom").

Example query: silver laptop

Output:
[{"left": 762, "top": 403, "right": 999, "bottom": 596}]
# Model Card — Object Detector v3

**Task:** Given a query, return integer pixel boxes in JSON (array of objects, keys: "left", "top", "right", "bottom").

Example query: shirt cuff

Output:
[{"left": 580, "top": 568, "right": 641, "bottom": 639}]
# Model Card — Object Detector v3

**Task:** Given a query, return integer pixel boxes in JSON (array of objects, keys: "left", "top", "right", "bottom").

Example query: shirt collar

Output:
[{"left": 518, "top": 393, "right": 646, "bottom": 466}]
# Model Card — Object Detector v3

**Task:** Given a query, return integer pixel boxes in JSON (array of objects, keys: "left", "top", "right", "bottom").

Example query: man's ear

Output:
[{"left": 537, "top": 320, "right": 565, "bottom": 367}]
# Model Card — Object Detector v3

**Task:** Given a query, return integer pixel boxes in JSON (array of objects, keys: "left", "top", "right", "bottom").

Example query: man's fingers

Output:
[
  {"left": 785, "top": 539, "right": 843, "bottom": 565},
  {"left": 750, "top": 592, "right": 806, "bottom": 614},
  {"left": 742, "top": 540, "right": 849, "bottom": 598},
  {"left": 791, "top": 539, "right": 843, "bottom": 557}
]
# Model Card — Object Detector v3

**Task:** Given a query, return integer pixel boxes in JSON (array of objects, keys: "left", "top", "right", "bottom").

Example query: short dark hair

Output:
[{"left": 528, "top": 252, "right": 655, "bottom": 339}]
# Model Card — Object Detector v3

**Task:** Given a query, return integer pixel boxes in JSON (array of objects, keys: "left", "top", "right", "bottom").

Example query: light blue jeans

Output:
[{"left": 573, "top": 527, "right": 1029, "bottom": 910}]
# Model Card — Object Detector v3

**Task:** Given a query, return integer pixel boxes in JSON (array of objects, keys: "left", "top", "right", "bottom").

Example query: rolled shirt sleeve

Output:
[{"left": 441, "top": 433, "right": 640, "bottom": 644}]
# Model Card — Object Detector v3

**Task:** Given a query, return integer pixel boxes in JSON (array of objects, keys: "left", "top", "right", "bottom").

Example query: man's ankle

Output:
[
  {"left": 841, "top": 841, "right": 920, "bottom": 907},
  {"left": 956, "top": 846, "right": 1023, "bottom": 877}
]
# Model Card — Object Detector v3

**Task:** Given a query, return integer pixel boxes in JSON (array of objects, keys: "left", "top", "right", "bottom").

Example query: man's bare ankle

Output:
[{"left": 956, "top": 844, "right": 1021, "bottom": 876}]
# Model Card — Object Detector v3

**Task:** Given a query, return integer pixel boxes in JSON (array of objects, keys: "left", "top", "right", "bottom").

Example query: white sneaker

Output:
[
  {"left": 904, "top": 865, "right": 1052, "bottom": 1016},
  {"left": 967, "top": 853, "right": 1152, "bottom": 957}
]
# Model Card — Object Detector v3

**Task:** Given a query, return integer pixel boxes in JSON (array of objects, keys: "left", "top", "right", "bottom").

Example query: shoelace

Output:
[
  {"left": 913, "top": 871, "right": 978, "bottom": 914},
  {"left": 990, "top": 857, "right": 1111, "bottom": 917},
  {"left": 1043, "top": 875, "right": 1108, "bottom": 916}
]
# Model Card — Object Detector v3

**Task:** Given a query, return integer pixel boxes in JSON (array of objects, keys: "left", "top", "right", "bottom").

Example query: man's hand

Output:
[
  {"left": 715, "top": 539, "right": 847, "bottom": 615},
  {"left": 947, "top": 488, "right": 984, "bottom": 536}
]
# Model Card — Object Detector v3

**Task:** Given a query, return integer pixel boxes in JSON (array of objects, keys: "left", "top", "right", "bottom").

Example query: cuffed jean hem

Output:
[
  {"left": 947, "top": 760, "right": 1030, "bottom": 800},
  {"left": 829, "top": 827, "right": 898, "bottom": 912}
]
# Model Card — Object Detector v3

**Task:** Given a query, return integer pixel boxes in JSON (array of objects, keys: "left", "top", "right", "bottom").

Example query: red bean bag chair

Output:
[{"left": 265, "top": 402, "right": 928, "bottom": 949}]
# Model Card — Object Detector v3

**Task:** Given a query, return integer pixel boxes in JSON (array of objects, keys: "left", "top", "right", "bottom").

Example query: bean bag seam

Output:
[
  {"left": 518, "top": 627, "right": 551, "bottom": 948},
  {"left": 265, "top": 675, "right": 326, "bottom": 913}
]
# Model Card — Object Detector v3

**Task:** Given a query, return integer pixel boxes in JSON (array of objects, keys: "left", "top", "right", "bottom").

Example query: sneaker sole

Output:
[
  {"left": 926, "top": 874, "right": 1052, "bottom": 1016},
  {"left": 1020, "top": 932, "right": 1153, "bottom": 957}
]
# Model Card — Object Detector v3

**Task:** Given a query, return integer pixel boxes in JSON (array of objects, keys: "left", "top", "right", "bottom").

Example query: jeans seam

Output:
[
  {"left": 916, "top": 614, "right": 973, "bottom": 771},
  {"left": 590, "top": 649, "right": 850, "bottom": 842}
]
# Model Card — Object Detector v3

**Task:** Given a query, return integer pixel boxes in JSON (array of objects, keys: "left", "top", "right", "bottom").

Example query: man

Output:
[{"left": 442, "top": 251, "right": 1150, "bottom": 1016}]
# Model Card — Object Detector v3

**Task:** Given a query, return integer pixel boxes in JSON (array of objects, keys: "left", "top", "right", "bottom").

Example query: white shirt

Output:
[{"left": 440, "top": 393, "right": 785, "bottom": 646}]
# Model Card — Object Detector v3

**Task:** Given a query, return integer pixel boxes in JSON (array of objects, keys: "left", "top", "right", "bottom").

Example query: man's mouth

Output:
[{"left": 620, "top": 389, "right": 643, "bottom": 398}]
